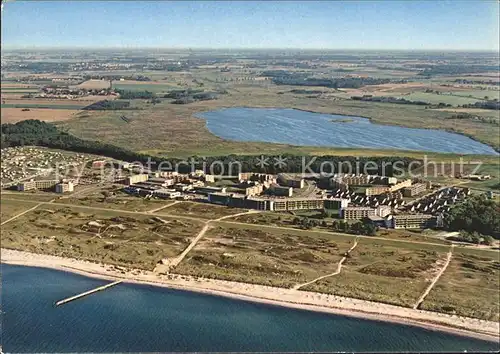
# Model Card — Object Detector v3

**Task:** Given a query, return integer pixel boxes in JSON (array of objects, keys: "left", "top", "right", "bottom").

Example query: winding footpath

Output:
[
  {"left": 293, "top": 238, "right": 359, "bottom": 290},
  {"left": 413, "top": 244, "right": 455, "bottom": 310},
  {"left": 154, "top": 210, "right": 260, "bottom": 273}
]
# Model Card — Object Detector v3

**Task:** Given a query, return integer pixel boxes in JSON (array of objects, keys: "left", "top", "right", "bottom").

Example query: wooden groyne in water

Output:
[{"left": 55, "top": 280, "right": 123, "bottom": 306}]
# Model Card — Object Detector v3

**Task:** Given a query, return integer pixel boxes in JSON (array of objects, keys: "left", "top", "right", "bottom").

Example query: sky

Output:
[{"left": 1, "top": 1, "right": 499, "bottom": 50}]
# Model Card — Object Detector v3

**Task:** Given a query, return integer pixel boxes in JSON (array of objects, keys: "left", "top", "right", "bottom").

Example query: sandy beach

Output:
[{"left": 2, "top": 248, "right": 499, "bottom": 342}]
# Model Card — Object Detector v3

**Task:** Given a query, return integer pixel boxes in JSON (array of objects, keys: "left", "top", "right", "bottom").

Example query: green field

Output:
[
  {"left": 112, "top": 82, "right": 177, "bottom": 93},
  {"left": 399, "top": 92, "right": 482, "bottom": 105}
]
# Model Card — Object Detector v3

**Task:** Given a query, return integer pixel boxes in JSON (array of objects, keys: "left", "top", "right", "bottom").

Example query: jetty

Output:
[{"left": 55, "top": 280, "right": 123, "bottom": 306}]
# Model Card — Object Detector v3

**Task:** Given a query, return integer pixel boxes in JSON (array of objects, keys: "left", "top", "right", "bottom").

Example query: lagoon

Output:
[
  {"left": 197, "top": 108, "right": 498, "bottom": 155},
  {"left": 1, "top": 264, "right": 498, "bottom": 352}
]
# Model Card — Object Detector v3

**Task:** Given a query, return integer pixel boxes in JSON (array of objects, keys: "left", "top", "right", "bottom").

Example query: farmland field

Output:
[
  {"left": 1, "top": 103, "right": 84, "bottom": 109},
  {"left": 112, "top": 80, "right": 177, "bottom": 93},
  {"left": 1, "top": 108, "right": 79, "bottom": 123},
  {"left": 75, "top": 79, "right": 112, "bottom": 90}
]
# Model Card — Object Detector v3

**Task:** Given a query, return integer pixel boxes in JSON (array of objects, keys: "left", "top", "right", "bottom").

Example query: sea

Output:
[
  {"left": 1, "top": 264, "right": 498, "bottom": 352},
  {"left": 196, "top": 108, "right": 498, "bottom": 155}
]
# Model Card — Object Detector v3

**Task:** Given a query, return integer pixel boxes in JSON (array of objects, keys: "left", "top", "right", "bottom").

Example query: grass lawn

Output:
[{"left": 400, "top": 92, "right": 483, "bottom": 105}]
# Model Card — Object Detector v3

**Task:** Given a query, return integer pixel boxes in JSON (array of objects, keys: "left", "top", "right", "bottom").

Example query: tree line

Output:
[
  {"left": 292, "top": 217, "right": 377, "bottom": 236},
  {"left": 443, "top": 194, "right": 500, "bottom": 239}
]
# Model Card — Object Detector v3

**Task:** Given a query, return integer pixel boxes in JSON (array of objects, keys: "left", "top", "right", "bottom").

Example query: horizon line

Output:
[{"left": 2, "top": 46, "right": 499, "bottom": 53}]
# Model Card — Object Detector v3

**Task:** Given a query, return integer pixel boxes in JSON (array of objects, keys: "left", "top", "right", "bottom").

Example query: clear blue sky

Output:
[{"left": 1, "top": 1, "right": 499, "bottom": 50}]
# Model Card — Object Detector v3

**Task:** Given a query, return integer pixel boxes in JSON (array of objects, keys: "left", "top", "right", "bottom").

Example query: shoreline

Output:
[
  {"left": 2, "top": 248, "right": 499, "bottom": 343},
  {"left": 195, "top": 105, "right": 499, "bottom": 155}
]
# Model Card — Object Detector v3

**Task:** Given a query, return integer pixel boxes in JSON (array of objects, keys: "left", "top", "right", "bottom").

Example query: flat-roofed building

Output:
[
  {"left": 17, "top": 179, "right": 59, "bottom": 191},
  {"left": 386, "top": 177, "right": 398, "bottom": 185},
  {"left": 194, "top": 186, "right": 227, "bottom": 195},
  {"left": 324, "top": 198, "right": 350, "bottom": 210},
  {"left": 271, "top": 198, "right": 324, "bottom": 212},
  {"left": 153, "top": 189, "right": 181, "bottom": 199},
  {"left": 270, "top": 185, "right": 293, "bottom": 197},
  {"left": 238, "top": 173, "right": 275, "bottom": 183},
  {"left": 148, "top": 177, "right": 175, "bottom": 187},
  {"left": 227, "top": 194, "right": 248, "bottom": 208},
  {"left": 245, "top": 197, "right": 272, "bottom": 210},
  {"left": 402, "top": 183, "right": 427, "bottom": 197},
  {"left": 329, "top": 177, "right": 347, "bottom": 189},
  {"left": 208, "top": 192, "right": 230, "bottom": 205},
  {"left": 389, "top": 179, "right": 412, "bottom": 192},
  {"left": 277, "top": 174, "right": 305, "bottom": 189},
  {"left": 342, "top": 206, "right": 376, "bottom": 220},
  {"left": 245, "top": 184, "right": 264, "bottom": 196},
  {"left": 132, "top": 182, "right": 162, "bottom": 191},
  {"left": 288, "top": 198, "right": 324, "bottom": 211},
  {"left": 125, "top": 174, "right": 149, "bottom": 185},
  {"left": 173, "top": 183, "right": 193, "bottom": 192},
  {"left": 391, "top": 214, "right": 437, "bottom": 229},
  {"left": 55, "top": 182, "right": 74, "bottom": 194},
  {"left": 92, "top": 160, "right": 107, "bottom": 169},
  {"left": 159, "top": 171, "right": 179, "bottom": 178},
  {"left": 343, "top": 174, "right": 372, "bottom": 185},
  {"left": 17, "top": 180, "right": 36, "bottom": 191},
  {"left": 204, "top": 174, "right": 216, "bottom": 183},
  {"left": 365, "top": 186, "right": 390, "bottom": 196},
  {"left": 376, "top": 205, "right": 391, "bottom": 218}
]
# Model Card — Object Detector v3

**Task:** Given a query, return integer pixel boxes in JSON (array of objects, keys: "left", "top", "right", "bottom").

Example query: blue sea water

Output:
[
  {"left": 197, "top": 108, "right": 498, "bottom": 155},
  {"left": 1, "top": 264, "right": 498, "bottom": 352}
]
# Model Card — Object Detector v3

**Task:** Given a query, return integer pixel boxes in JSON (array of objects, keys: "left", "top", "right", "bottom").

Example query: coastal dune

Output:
[{"left": 2, "top": 248, "right": 498, "bottom": 342}]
